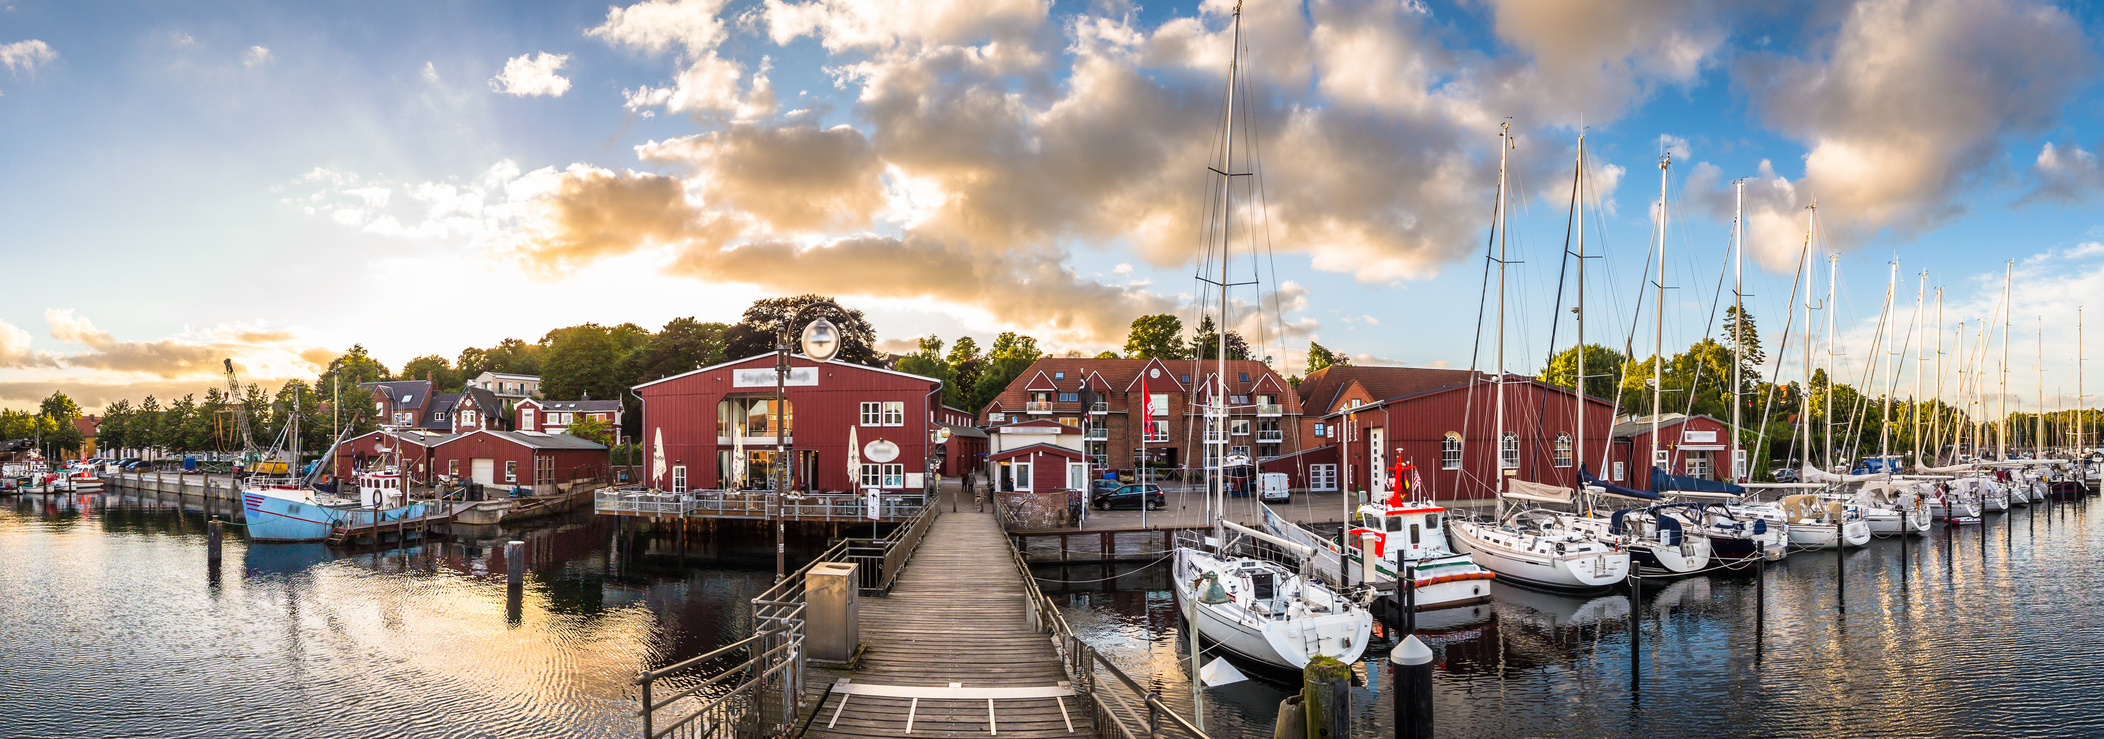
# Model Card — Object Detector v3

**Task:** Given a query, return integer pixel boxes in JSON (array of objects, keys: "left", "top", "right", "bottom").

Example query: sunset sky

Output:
[{"left": 4, "top": 0, "right": 2103, "bottom": 412}]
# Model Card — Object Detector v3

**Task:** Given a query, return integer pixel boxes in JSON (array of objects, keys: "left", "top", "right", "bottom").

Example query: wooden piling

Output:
[{"left": 1302, "top": 655, "right": 1351, "bottom": 739}]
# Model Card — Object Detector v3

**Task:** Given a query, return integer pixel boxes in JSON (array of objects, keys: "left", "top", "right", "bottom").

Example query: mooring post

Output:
[
  {"left": 1837, "top": 537, "right": 1845, "bottom": 615},
  {"left": 1302, "top": 656, "right": 1350, "bottom": 739},
  {"left": 1629, "top": 572, "right": 1642, "bottom": 692},
  {"left": 506, "top": 540, "right": 525, "bottom": 586},
  {"left": 1754, "top": 555, "right": 1765, "bottom": 666},
  {"left": 207, "top": 516, "right": 223, "bottom": 568},
  {"left": 1392, "top": 634, "right": 1434, "bottom": 739}
]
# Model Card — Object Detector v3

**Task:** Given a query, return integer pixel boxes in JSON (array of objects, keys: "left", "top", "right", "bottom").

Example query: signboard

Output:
[
  {"left": 732, "top": 367, "right": 818, "bottom": 388},
  {"left": 904, "top": 472, "right": 924, "bottom": 489},
  {"left": 866, "top": 487, "right": 881, "bottom": 520},
  {"left": 1682, "top": 430, "right": 1718, "bottom": 443},
  {"left": 864, "top": 439, "right": 900, "bottom": 463}
]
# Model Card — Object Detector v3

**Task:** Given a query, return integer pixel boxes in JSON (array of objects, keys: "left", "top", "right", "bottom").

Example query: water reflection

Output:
[
  {"left": 0, "top": 491, "right": 827, "bottom": 738},
  {"left": 1047, "top": 499, "right": 2104, "bottom": 738}
]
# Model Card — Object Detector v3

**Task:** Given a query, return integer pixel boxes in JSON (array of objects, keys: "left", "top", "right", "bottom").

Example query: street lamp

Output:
[{"left": 774, "top": 309, "right": 840, "bottom": 581}]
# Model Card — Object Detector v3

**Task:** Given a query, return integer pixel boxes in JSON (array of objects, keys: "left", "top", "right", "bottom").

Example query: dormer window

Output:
[{"left": 1054, "top": 371, "right": 1065, "bottom": 380}]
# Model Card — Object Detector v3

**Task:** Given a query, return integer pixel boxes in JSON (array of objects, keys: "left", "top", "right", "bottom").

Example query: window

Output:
[
  {"left": 861, "top": 401, "right": 884, "bottom": 426},
  {"left": 560, "top": 412, "right": 574, "bottom": 425},
  {"left": 1150, "top": 394, "right": 1169, "bottom": 416},
  {"left": 434, "top": 411, "right": 448, "bottom": 421},
  {"left": 1142, "top": 420, "right": 1169, "bottom": 442},
  {"left": 504, "top": 460, "right": 518, "bottom": 483},
  {"left": 1229, "top": 394, "right": 1250, "bottom": 405},
  {"left": 462, "top": 410, "right": 476, "bottom": 426},
  {"left": 522, "top": 408, "right": 536, "bottom": 429},
  {"left": 1553, "top": 433, "right": 1573, "bottom": 468},
  {"left": 1230, "top": 419, "right": 1250, "bottom": 436},
  {"left": 1500, "top": 433, "right": 1519, "bottom": 470},
  {"left": 672, "top": 465, "right": 688, "bottom": 492},
  {"left": 1231, "top": 445, "right": 1249, "bottom": 459},
  {"left": 1067, "top": 461, "right": 1088, "bottom": 490},
  {"left": 394, "top": 412, "right": 413, "bottom": 425},
  {"left": 1612, "top": 461, "right": 1625, "bottom": 482},
  {"left": 1309, "top": 464, "right": 1338, "bottom": 491},
  {"left": 536, "top": 455, "right": 554, "bottom": 484},
  {"left": 1654, "top": 448, "right": 1669, "bottom": 468},
  {"left": 1441, "top": 433, "right": 1462, "bottom": 470},
  {"left": 1238, "top": 372, "right": 1249, "bottom": 382},
  {"left": 989, "top": 412, "right": 1007, "bottom": 423},
  {"left": 1012, "top": 461, "right": 1032, "bottom": 491},
  {"left": 448, "top": 460, "right": 459, "bottom": 479},
  {"left": 1688, "top": 456, "right": 1711, "bottom": 479},
  {"left": 883, "top": 401, "right": 904, "bottom": 425},
  {"left": 1058, "top": 392, "right": 1079, "bottom": 402},
  {"left": 1179, "top": 374, "right": 1191, "bottom": 385},
  {"left": 860, "top": 463, "right": 884, "bottom": 488},
  {"left": 1057, "top": 417, "right": 1080, "bottom": 428}
]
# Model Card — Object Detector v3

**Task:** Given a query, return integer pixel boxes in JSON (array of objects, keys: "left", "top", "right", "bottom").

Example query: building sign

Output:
[
  {"left": 865, "top": 439, "right": 900, "bottom": 463},
  {"left": 1682, "top": 430, "right": 1717, "bottom": 443},
  {"left": 732, "top": 367, "right": 818, "bottom": 388}
]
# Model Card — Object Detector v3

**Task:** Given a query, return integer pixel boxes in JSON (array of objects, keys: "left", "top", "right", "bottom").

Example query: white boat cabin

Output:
[{"left": 1347, "top": 503, "right": 1450, "bottom": 562}]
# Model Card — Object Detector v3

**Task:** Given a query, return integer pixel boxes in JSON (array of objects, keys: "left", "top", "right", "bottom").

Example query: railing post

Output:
[
  {"left": 1148, "top": 690, "right": 1161, "bottom": 739},
  {"left": 640, "top": 676, "right": 654, "bottom": 739}
]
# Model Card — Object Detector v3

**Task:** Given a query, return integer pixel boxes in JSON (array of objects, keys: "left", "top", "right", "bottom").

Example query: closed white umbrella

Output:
[
  {"left": 651, "top": 427, "right": 666, "bottom": 489},
  {"left": 847, "top": 426, "right": 861, "bottom": 489},
  {"left": 732, "top": 422, "right": 747, "bottom": 488}
]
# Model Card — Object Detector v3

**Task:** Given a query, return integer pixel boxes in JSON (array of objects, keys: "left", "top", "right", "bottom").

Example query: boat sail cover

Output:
[
  {"left": 1579, "top": 466, "right": 1662, "bottom": 501},
  {"left": 1914, "top": 462, "right": 1975, "bottom": 474},
  {"left": 1503, "top": 478, "right": 1575, "bottom": 505},
  {"left": 1650, "top": 466, "right": 1745, "bottom": 495},
  {"left": 1800, "top": 465, "right": 1887, "bottom": 484}
]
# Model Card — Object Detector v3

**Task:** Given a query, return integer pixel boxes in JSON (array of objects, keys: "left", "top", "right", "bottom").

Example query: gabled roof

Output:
[
  {"left": 361, "top": 380, "right": 435, "bottom": 411},
  {"left": 540, "top": 399, "right": 622, "bottom": 413},
  {"left": 1612, "top": 413, "right": 1727, "bottom": 439},
  {"left": 1120, "top": 357, "right": 1188, "bottom": 392},
  {"left": 633, "top": 352, "right": 941, "bottom": 390},
  {"left": 439, "top": 428, "right": 608, "bottom": 451},
  {"left": 478, "top": 371, "right": 540, "bottom": 381},
  {"left": 988, "top": 418, "right": 1081, "bottom": 434},
  {"left": 457, "top": 387, "right": 504, "bottom": 412},
  {"left": 421, "top": 393, "right": 462, "bottom": 429},
  {"left": 990, "top": 442, "right": 1086, "bottom": 462},
  {"left": 1022, "top": 370, "right": 1058, "bottom": 391},
  {"left": 1296, "top": 366, "right": 1477, "bottom": 415},
  {"left": 347, "top": 429, "right": 456, "bottom": 448}
]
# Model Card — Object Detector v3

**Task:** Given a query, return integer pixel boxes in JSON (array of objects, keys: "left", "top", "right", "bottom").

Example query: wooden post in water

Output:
[
  {"left": 1837, "top": 539, "right": 1845, "bottom": 615},
  {"left": 1301, "top": 656, "right": 1350, "bottom": 739},
  {"left": 506, "top": 539, "right": 525, "bottom": 625},
  {"left": 1629, "top": 572, "right": 1641, "bottom": 692},
  {"left": 1391, "top": 634, "right": 1434, "bottom": 739},
  {"left": 207, "top": 516, "right": 223, "bottom": 568}
]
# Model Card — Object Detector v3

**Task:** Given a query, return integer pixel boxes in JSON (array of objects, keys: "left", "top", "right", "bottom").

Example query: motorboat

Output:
[{"left": 1261, "top": 494, "right": 1495, "bottom": 619}]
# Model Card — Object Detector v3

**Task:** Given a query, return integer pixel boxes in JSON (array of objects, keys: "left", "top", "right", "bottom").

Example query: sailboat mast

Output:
[
  {"left": 1209, "top": 0, "right": 1243, "bottom": 545},
  {"left": 1494, "top": 123, "right": 1511, "bottom": 508},
  {"left": 2000, "top": 261, "right": 2012, "bottom": 460},
  {"left": 1914, "top": 272, "right": 1926, "bottom": 466},
  {"left": 1575, "top": 135, "right": 1588, "bottom": 484},
  {"left": 1881, "top": 261, "right": 1895, "bottom": 466},
  {"left": 1650, "top": 153, "right": 1669, "bottom": 476},
  {"left": 1799, "top": 221, "right": 1814, "bottom": 476},
  {"left": 1731, "top": 179, "right": 1744, "bottom": 480},
  {"left": 2081, "top": 307, "right": 2086, "bottom": 454},
  {"left": 1825, "top": 253, "right": 1837, "bottom": 472},
  {"left": 1934, "top": 288, "right": 1945, "bottom": 462},
  {"left": 2039, "top": 317, "right": 2045, "bottom": 458}
]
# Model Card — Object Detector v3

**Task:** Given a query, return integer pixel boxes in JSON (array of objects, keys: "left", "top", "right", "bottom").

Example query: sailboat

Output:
[
  {"left": 1446, "top": 129, "right": 1632, "bottom": 591},
  {"left": 1262, "top": 460, "right": 1496, "bottom": 621},
  {"left": 1169, "top": 1, "right": 1370, "bottom": 671}
]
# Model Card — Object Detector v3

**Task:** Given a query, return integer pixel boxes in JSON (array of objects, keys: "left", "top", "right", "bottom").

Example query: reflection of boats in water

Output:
[
  {"left": 243, "top": 542, "right": 333, "bottom": 579},
  {"left": 1491, "top": 582, "right": 1630, "bottom": 629}
]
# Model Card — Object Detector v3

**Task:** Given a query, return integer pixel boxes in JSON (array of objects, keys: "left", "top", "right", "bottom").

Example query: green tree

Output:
[
  {"left": 565, "top": 415, "right": 615, "bottom": 446},
  {"left": 1721, "top": 305, "right": 1766, "bottom": 379},
  {"left": 135, "top": 395, "right": 165, "bottom": 451},
  {"left": 1307, "top": 341, "right": 1350, "bottom": 373},
  {"left": 1124, "top": 315, "right": 1186, "bottom": 359},
  {"left": 163, "top": 394, "right": 199, "bottom": 452},
  {"left": 971, "top": 332, "right": 1044, "bottom": 411},
  {"left": 456, "top": 347, "right": 490, "bottom": 378},
  {"left": 945, "top": 337, "right": 984, "bottom": 409},
  {"left": 483, "top": 338, "right": 543, "bottom": 375},
  {"left": 316, "top": 345, "right": 391, "bottom": 435},
  {"left": 400, "top": 354, "right": 459, "bottom": 390},
  {"left": 198, "top": 388, "right": 232, "bottom": 451},
  {"left": 540, "top": 323, "right": 631, "bottom": 401},
  {"left": 1188, "top": 316, "right": 1250, "bottom": 360},
  {"left": 271, "top": 380, "right": 332, "bottom": 454},
  {"left": 0, "top": 409, "right": 34, "bottom": 443},
  {"left": 99, "top": 399, "right": 133, "bottom": 455},
  {"left": 895, "top": 335, "right": 952, "bottom": 386},
  {"left": 722, "top": 295, "right": 882, "bottom": 366},
  {"left": 39, "top": 392, "right": 81, "bottom": 423},
  {"left": 1540, "top": 343, "right": 1629, "bottom": 400},
  {"left": 621, "top": 317, "right": 729, "bottom": 383}
]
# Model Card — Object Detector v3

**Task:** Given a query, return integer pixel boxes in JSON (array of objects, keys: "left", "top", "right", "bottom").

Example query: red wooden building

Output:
[
  {"left": 431, "top": 430, "right": 609, "bottom": 492},
  {"left": 635, "top": 353, "right": 950, "bottom": 493},
  {"left": 1306, "top": 367, "right": 1616, "bottom": 501},
  {"left": 1609, "top": 413, "right": 1742, "bottom": 490},
  {"left": 333, "top": 429, "right": 452, "bottom": 483}
]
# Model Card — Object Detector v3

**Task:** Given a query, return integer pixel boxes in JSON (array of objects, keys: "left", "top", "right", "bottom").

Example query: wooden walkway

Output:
[{"left": 803, "top": 510, "right": 1084, "bottom": 738}]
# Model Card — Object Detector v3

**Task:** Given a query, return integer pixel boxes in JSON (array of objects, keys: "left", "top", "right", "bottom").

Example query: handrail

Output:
[{"left": 1006, "top": 522, "right": 1214, "bottom": 738}]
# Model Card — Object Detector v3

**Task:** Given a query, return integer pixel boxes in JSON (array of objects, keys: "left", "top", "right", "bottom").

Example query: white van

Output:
[{"left": 1258, "top": 472, "right": 1291, "bottom": 502}]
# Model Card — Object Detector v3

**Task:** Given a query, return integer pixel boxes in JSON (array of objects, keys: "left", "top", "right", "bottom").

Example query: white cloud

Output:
[
  {"left": 590, "top": 0, "right": 774, "bottom": 118},
  {"left": 2023, "top": 141, "right": 2104, "bottom": 206},
  {"left": 0, "top": 318, "right": 59, "bottom": 369},
  {"left": 489, "top": 52, "right": 572, "bottom": 97},
  {"left": 422, "top": 61, "right": 442, "bottom": 84},
  {"left": 0, "top": 39, "right": 56, "bottom": 75},
  {"left": 242, "top": 45, "right": 272, "bottom": 67}
]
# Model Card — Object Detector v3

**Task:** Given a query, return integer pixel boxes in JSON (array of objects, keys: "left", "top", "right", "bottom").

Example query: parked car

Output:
[
  {"left": 1770, "top": 468, "right": 1799, "bottom": 483},
  {"left": 1090, "top": 479, "right": 1122, "bottom": 497},
  {"left": 1093, "top": 484, "right": 1165, "bottom": 510},
  {"left": 1257, "top": 473, "right": 1291, "bottom": 502}
]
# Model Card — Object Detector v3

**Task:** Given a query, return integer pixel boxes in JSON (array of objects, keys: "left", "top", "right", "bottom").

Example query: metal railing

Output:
[
  {"left": 1008, "top": 529, "right": 1214, "bottom": 739},
  {"left": 596, "top": 489, "right": 928, "bottom": 520},
  {"left": 845, "top": 501, "right": 940, "bottom": 594},
  {"left": 597, "top": 489, "right": 697, "bottom": 516},
  {"left": 1027, "top": 401, "right": 1056, "bottom": 413},
  {"left": 1255, "top": 403, "right": 1284, "bottom": 416},
  {"left": 1085, "top": 428, "right": 1109, "bottom": 441},
  {"left": 1204, "top": 430, "right": 1228, "bottom": 444},
  {"left": 1256, "top": 430, "right": 1285, "bottom": 443},
  {"left": 1089, "top": 402, "right": 1109, "bottom": 414}
]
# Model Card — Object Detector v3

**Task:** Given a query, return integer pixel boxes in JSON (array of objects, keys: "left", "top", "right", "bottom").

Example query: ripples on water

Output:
[
  {"left": 0, "top": 492, "right": 823, "bottom": 738},
  {"left": 1045, "top": 499, "right": 2104, "bottom": 738}
]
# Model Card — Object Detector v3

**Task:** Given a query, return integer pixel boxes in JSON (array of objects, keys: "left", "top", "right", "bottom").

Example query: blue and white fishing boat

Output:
[{"left": 241, "top": 481, "right": 430, "bottom": 542}]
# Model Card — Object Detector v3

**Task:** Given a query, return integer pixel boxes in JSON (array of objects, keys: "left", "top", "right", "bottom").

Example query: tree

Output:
[
  {"left": 945, "top": 337, "right": 984, "bottom": 409},
  {"left": 540, "top": 323, "right": 631, "bottom": 401},
  {"left": 565, "top": 415, "right": 615, "bottom": 446},
  {"left": 100, "top": 399, "right": 133, "bottom": 455},
  {"left": 163, "top": 394, "right": 199, "bottom": 452},
  {"left": 456, "top": 347, "right": 490, "bottom": 378},
  {"left": 39, "top": 392, "right": 81, "bottom": 423},
  {"left": 483, "top": 338, "right": 543, "bottom": 375},
  {"left": 315, "top": 345, "right": 391, "bottom": 435},
  {"left": 1721, "top": 305, "right": 1766, "bottom": 375},
  {"left": 197, "top": 388, "right": 232, "bottom": 451},
  {"left": 271, "top": 379, "right": 332, "bottom": 454},
  {"left": 136, "top": 395, "right": 165, "bottom": 451},
  {"left": 400, "top": 355, "right": 459, "bottom": 390},
  {"left": 1540, "top": 343, "right": 1629, "bottom": 401},
  {"left": 722, "top": 295, "right": 882, "bottom": 366},
  {"left": 895, "top": 335, "right": 951, "bottom": 387},
  {"left": 1124, "top": 315, "right": 1186, "bottom": 359},
  {"left": 1189, "top": 316, "right": 1250, "bottom": 360},
  {"left": 0, "top": 409, "right": 34, "bottom": 442},
  {"left": 622, "top": 317, "right": 729, "bottom": 383},
  {"left": 1307, "top": 341, "right": 1350, "bottom": 373},
  {"left": 971, "top": 332, "right": 1044, "bottom": 410},
  {"left": 1094, "top": 351, "right": 1120, "bottom": 359}
]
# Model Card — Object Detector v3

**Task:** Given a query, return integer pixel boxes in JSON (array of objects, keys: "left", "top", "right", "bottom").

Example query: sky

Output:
[{"left": 4, "top": 0, "right": 2104, "bottom": 414}]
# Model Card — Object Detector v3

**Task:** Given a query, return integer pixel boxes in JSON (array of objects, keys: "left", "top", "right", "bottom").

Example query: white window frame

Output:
[
  {"left": 1142, "top": 420, "right": 1169, "bottom": 443},
  {"left": 1150, "top": 394, "right": 1170, "bottom": 417},
  {"left": 672, "top": 464, "right": 688, "bottom": 492},
  {"left": 1441, "top": 433, "right": 1462, "bottom": 470},
  {"left": 1011, "top": 461, "right": 1032, "bottom": 491},
  {"left": 394, "top": 412, "right": 413, "bottom": 426},
  {"left": 1688, "top": 456, "right": 1711, "bottom": 480},
  {"left": 1553, "top": 433, "right": 1573, "bottom": 468},
  {"left": 1066, "top": 461, "right": 1087, "bottom": 490},
  {"left": 434, "top": 411, "right": 448, "bottom": 421},
  {"left": 1230, "top": 419, "right": 1250, "bottom": 436},
  {"left": 1500, "top": 432, "right": 1519, "bottom": 470},
  {"left": 881, "top": 401, "right": 905, "bottom": 426},
  {"left": 860, "top": 401, "right": 884, "bottom": 426},
  {"left": 504, "top": 460, "right": 518, "bottom": 483},
  {"left": 883, "top": 463, "right": 905, "bottom": 487},
  {"left": 989, "top": 412, "right": 1006, "bottom": 423},
  {"left": 1612, "top": 461, "right": 1626, "bottom": 482},
  {"left": 448, "top": 459, "right": 459, "bottom": 479},
  {"left": 1309, "top": 463, "right": 1338, "bottom": 492},
  {"left": 522, "top": 408, "right": 536, "bottom": 429},
  {"left": 860, "top": 463, "right": 884, "bottom": 488},
  {"left": 1654, "top": 448, "right": 1670, "bottom": 468}
]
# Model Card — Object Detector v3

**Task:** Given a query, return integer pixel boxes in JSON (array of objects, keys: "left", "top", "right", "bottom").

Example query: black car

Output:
[
  {"left": 1093, "top": 484, "right": 1165, "bottom": 510},
  {"left": 1090, "top": 479, "right": 1122, "bottom": 497}
]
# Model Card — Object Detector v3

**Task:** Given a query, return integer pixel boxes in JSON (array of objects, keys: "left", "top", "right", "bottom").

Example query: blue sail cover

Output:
[
  {"left": 1579, "top": 465, "right": 1662, "bottom": 500},
  {"left": 1649, "top": 466, "right": 1746, "bottom": 495}
]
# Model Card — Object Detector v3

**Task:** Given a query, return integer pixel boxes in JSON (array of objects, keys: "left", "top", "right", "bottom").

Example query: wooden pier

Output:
[
  {"left": 803, "top": 510, "right": 1085, "bottom": 738},
  {"left": 325, "top": 510, "right": 453, "bottom": 547}
]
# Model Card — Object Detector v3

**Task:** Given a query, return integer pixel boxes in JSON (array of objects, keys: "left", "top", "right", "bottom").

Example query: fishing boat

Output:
[
  {"left": 1167, "top": 0, "right": 1370, "bottom": 672},
  {"left": 1261, "top": 469, "right": 1496, "bottom": 620}
]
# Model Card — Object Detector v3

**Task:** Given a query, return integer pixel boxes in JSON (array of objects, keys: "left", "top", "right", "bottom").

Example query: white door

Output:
[
  {"left": 1067, "top": 461, "right": 1087, "bottom": 491},
  {"left": 471, "top": 458, "right": 495, "bottom": 485},
  {"left": 1368, "top": 428, "right": 1386, "bottom": 495},
  {"left": 1309, "top": 464, "right": 1338, "bottom": 492}
]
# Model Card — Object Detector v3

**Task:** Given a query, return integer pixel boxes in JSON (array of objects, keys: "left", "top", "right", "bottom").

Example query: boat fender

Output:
[
  {"left": 1752, "top": 520, "right": 1767, "bottom": 535},
  {"left": 1554, "top": 542, "right": 1566, "bottom": 555}
]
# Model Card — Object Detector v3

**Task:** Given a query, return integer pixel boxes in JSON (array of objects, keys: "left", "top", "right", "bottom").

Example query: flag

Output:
[{"left": 1139, "top": 377, "right": 1154, "bottom": 429}]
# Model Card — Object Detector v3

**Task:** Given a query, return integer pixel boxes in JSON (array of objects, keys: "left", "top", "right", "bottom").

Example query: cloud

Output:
[
  {"left": 590, "top": 0, "right": 773, "bottom": 118},
  {"left": 242, "top": 45, "right": 272, "bottom": 67},
  {"left": 0, "top": 319, "right": 60, "bottom": 369},
  {"left": 422, "top": 61, "right": 442, "bottom": 84},
  {"left": 2021, "top": 141, "right": 2104, "bottom": 206},
  {"left": 636, "top": 123, "right": 886, "bottom": 232},
  {"left": 1727, "top": 0, "right": 2096, "bottom": 265},
  {"left": 489, "top": 52, "right": 572, "bottom": 97},
  {"left": 38, "top": 309, "right": 329, "bottom": 380},
  {"left": 0, "top": 39, "right": 56, "bottom": 75},
  {"left": 764, "top": 0, "right": 1048, "bottom": 51},
  {"left": 1481, "top": 0, "right": 1732, "bottom": 125}
]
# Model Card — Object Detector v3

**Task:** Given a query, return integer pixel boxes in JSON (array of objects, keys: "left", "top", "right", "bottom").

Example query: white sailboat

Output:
[
  {"left": 1261, "top": 466, "right": 1496, "bottom": 618},
  {"left": 1447, "top": 129, "right": 1631, "bottom": 592},
  {"left": 1169, "top": 1, "right": 1370, "bottom": 672}
]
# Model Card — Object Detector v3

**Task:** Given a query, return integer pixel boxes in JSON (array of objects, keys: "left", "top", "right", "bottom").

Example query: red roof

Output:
[
  {"left": 989, "top": 443, "right": 1086, "bottom": 462},
  {"left": 1296, "top": 365, "right": 1479, "bottom": 415},
  {"left": 74, "top": 415, "right": 100, "bottom": 436}
]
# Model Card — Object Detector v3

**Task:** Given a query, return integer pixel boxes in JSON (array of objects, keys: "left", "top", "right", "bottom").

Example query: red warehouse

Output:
[
  {"left": 1609, "top": 413, "right": 1744, "bottom": 490},
  {"left": 430, "top": 430, "right": 610, "bottom": 492},
  {"left": 635, "top": 353, "right": 946, "bottom": 493},
  {"left": 334, "top": 429, "right": 452, "bottom": 483}
]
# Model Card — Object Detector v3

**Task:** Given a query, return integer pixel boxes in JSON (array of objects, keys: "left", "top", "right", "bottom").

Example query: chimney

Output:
[{"left": 426, "top": 371, "right": 434, "bottom": 383}]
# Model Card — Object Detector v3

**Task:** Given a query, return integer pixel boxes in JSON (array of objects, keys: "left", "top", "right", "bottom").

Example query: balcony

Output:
[
  {"left": 1089, "top": 402, "right": 1109, "bottom": 415},
  {"left": 1204, "top": 430, "right": 1228, "bottom": 444},
  {"left": 1026, "top": 401, "right": 1054, "bottom": 414},
  {"left": 1256, "top": 403, "right": 1284, "bottom": 417},
  {"left": 1256, "top": 430, "right": 1285, "bottom": 443},
  {"left": 1084, "top": 428, "right": 1108, "bottom": 441}
]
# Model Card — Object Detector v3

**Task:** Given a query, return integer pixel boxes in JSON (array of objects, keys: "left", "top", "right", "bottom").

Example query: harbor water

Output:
[
  {"left": 1045, "top": 497, "right": 2104, "bottom": 738},
  {"left": 0, "top": 490, "right": 828, "bottom": 739}
]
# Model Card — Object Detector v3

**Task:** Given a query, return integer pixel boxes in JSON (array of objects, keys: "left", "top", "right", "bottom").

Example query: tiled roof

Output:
[
  {"left": 987, "top": 357, "right": 1300, "bottom": 415},
  {"left": 360, "top": 380, "right": 435, "bottom": 411},
  {"left": 1295, "top": 365, "right": 1478, "bottom": 415},
  {"left": 460, "top": 429, "right": 609, "bottom": 451},
  {"left": 538, "top": 399, "right": 622, "bottom": 412}
]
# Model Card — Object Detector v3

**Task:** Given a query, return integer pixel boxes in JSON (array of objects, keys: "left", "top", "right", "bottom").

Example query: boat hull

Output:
[
  {"left": 1171, "top": 548, "right": 1370, "bottom": 671},
  {"left": 1448, "top": 520, "right": 1629, "bottom": 592}
]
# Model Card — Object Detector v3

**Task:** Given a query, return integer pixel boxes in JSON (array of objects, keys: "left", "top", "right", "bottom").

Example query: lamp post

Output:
[{"left": 774, "top": 309, "right": 841, "bottom": 581}]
